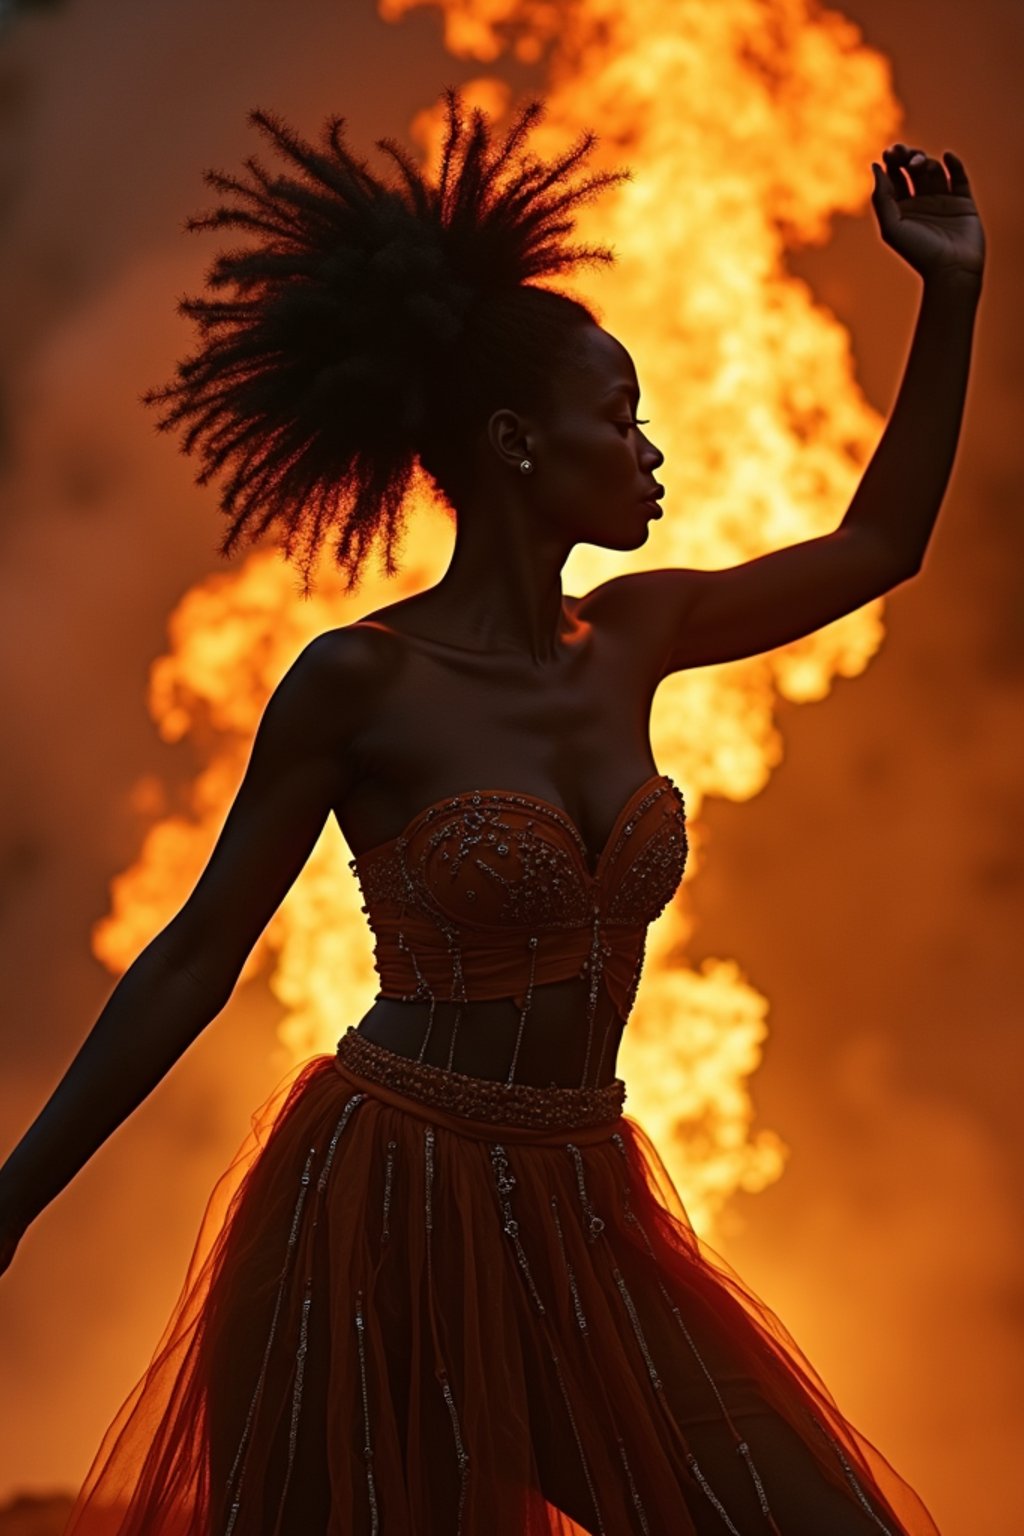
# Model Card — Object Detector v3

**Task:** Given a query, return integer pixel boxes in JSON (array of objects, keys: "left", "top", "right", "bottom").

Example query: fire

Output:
[{"left": 94, "top": 1, "right": 901, "bottom": 1234}]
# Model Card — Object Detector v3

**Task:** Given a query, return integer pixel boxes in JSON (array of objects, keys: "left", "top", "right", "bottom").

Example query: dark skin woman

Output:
[
  {"left": 0, "top": 124, "right": 983, "bottom": 1535},
  {"left": 0, "top": 139, "right": 984, "bottom": 1266}
]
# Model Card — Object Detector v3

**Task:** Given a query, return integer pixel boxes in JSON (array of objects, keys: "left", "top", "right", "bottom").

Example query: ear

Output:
[{"left": 489, "top": 408, "right": 533, "bottom": 468}]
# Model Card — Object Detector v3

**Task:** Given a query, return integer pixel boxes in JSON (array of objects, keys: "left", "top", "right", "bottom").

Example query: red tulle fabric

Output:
[{"left": 61, "top": 1039, "right": 940, "bottom": 1536}]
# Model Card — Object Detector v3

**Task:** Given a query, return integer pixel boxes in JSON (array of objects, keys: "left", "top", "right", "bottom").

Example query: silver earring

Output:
[{"left": 519, "top": 458, "right": 533, "bottom": 474}]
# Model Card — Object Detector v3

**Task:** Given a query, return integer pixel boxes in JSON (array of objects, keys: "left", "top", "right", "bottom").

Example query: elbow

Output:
[
  {"left": 151, "top": 917, "right": 241, "bottom": 1017},
  {"left": 882, "top": 551, "right": 922, "bottom": 588},
  {"left": 177, "top": 954, "right": 239, "bottom": 1017}
]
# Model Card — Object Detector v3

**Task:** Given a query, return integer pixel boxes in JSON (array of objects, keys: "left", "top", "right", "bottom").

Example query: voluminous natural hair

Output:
[{"left": 142, "top": 85, "right": 632, "bottom": 592}]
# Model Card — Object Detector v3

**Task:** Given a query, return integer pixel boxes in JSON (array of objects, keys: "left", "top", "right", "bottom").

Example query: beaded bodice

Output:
[{"left": 349, "top": 773, "right": 688, "bottom": 1087}]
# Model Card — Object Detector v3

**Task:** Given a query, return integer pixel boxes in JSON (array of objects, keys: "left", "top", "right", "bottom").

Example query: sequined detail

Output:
[
  {"left": 506, "top": 936, "right": 539, "bottom": 1085},
  {"left": 380, "top": 1139, "right": 397, "bottom": 1245},
  {"left": 612, "top": 1263, "right": 663, "bottom": 1390},
  {"left": 489, "top": 1144, "right": 547, "bottom": 1315},
  {"left": 550, "top": 1193, "right": 588, "bottom": 1336},
  {"left": 223, "top": 1097, "right": 368, "bottom": 1535},
  {"left": 685, "top": 1452, "right": 744, "bottom": 1535},
  {"left": 275, "top": 1278, "right": 312, "bottom": 1526},
  {"left": 605, "top": 783, "right": 689, "bottom": 926},
  {"left": 336, "top": 1027, "right": 625, "bottom": 1130},
  {"left": 222, "top": 1142, "right": 317, "bottom": 1535},
  {"left": 564, "top": 1133, "right": 763, "bottom": 1534},
  {"left": 284, "top": 1090, "right": 369, "bottom": 1524},
  {"left": 610, "top": 1131, "right": 783, "bottom": 1534},
  {"left": 612, "top": 1261, "right": 746, "bottom": 1533},
  {"left": 736, "top": 1440, "right": 773, "bottom": 1522},
  {"left": 806, "top": 1412, "right": 897, "bottom": 1535},
  {"left": 488, "top": 1146, "right": 605, "bottom": 1533},
  {"left": 318, "top": 1094, "right": 368, "bottom": 1193},
  {"left": 423, "top": 807, "right": 592, "bottom": 928},
  {"left": 424, "top": 1125, "right": 436, "bottom": 1237},
  {"left": 443, "top": 919, "right": 468, "bottom": 1072},
  {"left": 566, "top": 1142, "right": 606, "bottom": 1242},
  {"left": 621, "top": 927, "right": 649, "bottom": 1028},
  {"left": 616, "top": 1434, "right": 652, "bottom": 1535},
  {"left": 424, "top": 1125, "right": 471, "bottom": 1529},
  {"left": 352, "top": 844, "right": 407, "bottom": 907},
  {"left": 354, "top": 1289, "right": 380, "bottom": 1532},
  {"left": 395, "top": 928, "right": 437, "bottom": 1061},
  {"left": 439, "top": 1370, "right": 471, "bottom": 1527},
  {"left": 551, "top": 1190, "right": 655, "bottom": 1533},
  {"left": 277, "top": 1100, "right": 359, "bottom": 1527},
  {"left": 548, "top": 1346, "right": 607, "bottom": 1534},
  {"left": 347, "top": 775, "right": 687, "bottom": 1086},
  {"left": 580, "top": 909, "right": 612, "bottom": 1085}
]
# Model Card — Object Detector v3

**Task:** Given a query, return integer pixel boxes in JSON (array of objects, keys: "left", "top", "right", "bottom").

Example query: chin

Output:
[
  {"left": 606, "top": 524, "right": 652, "bottom": 552},
  {"left": 573, "top": 518, "right": 649, "bottom": 553},
  {"left": 567, "top": 511, "right": 653, "bottom": 555}
]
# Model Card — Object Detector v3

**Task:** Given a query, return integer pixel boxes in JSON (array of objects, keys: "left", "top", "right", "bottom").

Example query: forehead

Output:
[{"left": 568, "top": 325, "right": 639, "bottom": 398}]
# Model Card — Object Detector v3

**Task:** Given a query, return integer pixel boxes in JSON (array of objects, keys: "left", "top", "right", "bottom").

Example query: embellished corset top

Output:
[{"left": 348, "top": 774, "right": 688, "bottom": 1081}]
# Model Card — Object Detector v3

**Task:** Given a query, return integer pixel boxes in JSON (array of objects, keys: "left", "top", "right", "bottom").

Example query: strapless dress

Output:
[
  {"left": 60, "top": 774, "right": 939, "bottom": 1536},
  {"left": 349, "top": 771, "right": 687, "bottom": 1088}
]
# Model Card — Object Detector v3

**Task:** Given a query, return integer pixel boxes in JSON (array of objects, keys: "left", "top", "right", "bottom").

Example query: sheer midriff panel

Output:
[{"left": 354, "top": 974, "right": 626, "bottom": 1089}]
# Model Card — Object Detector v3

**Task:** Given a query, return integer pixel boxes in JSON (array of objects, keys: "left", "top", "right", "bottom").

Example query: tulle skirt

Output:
[{"left": 62, "top": 1026, "right": 940, "bottom": 1536}]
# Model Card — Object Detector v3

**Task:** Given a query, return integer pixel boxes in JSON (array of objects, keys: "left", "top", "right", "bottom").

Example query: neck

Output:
[{"left": 424, "top": 505, "right": 576, "bottom": 665}]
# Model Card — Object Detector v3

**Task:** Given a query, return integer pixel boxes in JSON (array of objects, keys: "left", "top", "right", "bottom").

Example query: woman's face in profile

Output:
[{"left": 512, "top": 323, "right": 666, "bottom": 554}]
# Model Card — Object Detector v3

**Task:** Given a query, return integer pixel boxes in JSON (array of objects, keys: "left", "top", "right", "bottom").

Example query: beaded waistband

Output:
[{"left": 335, "top": 1026, "right": 626, "bottom": 1131}]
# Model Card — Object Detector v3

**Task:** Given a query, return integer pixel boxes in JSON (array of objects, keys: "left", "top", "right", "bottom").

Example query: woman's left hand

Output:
[{"left": 870, "top": 143, "right": 985, "bottom": 287}]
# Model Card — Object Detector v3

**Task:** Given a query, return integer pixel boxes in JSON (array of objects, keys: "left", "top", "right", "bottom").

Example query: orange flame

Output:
[{"left": 94, "top": 0, "right": 901, "bottom": 1234}]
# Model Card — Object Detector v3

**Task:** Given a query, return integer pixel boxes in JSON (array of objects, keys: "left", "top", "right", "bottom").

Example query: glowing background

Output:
[{"left": 0, "top": 1, "right": 1021, "bottom": 1531}]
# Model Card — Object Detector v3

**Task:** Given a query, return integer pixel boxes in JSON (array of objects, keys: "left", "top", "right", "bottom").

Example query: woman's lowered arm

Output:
[{"left": 0, "top": 631, "right": 362, "bottom": 1273}]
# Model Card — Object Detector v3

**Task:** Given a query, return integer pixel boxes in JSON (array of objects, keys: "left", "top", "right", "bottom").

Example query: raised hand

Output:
[{"left": 870, "top": 143, "right": 985, "bottom": 286}]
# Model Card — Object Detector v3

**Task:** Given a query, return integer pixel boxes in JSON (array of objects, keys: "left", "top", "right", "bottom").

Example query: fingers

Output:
[
  {"left": 879, "top": 142, "right": 971, "bottom": 198},
  {"left": 881, "top": 144, "right": 911, "bottom": 200},
  {"left": 883, "top": 144, "right": 946, "bottom": 196},
  {"left": 943, "top": 149, "right": 972, "bottom": 196}
]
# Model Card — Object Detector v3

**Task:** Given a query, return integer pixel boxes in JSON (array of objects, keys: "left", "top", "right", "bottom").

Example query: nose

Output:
[{"left": 643, "top": 436, "right": 664, "bottom": 470}]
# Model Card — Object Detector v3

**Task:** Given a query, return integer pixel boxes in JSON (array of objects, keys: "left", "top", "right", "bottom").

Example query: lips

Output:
[{"left": 640, "top": 485, "right": 665, "bottom": 517}]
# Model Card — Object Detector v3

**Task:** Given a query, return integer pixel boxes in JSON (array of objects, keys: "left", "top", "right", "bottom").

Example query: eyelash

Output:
[{"left": 616, "top": 418, "right": 650, "bottom": 433}]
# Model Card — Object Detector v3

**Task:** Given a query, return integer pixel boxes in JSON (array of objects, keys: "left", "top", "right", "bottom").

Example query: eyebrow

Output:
[{"left": 601, "top": 382, "right": 640, "bottom": 400}]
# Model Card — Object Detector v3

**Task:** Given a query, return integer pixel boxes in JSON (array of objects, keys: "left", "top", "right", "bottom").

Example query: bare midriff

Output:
[{"left": 355, "top": 974, "right": 626, "bottom": 1089}]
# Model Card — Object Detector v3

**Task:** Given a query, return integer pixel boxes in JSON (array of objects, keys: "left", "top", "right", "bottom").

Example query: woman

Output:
[{"left": 0, "top": 88, "right": 983, "bottom": 1533}]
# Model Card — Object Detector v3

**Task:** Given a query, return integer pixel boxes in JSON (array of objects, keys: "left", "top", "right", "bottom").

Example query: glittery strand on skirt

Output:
[{"left": 59, "top": 1031, "right": 941, "bottom": 1536}]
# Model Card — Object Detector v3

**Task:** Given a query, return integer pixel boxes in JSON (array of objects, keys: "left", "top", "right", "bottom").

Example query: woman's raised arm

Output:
[
  {"left": 586, "top": 144, "right": 986, "bottom": 676},
  {"left": 0, "top": 628, "right": 365, "bottom": 1274}
]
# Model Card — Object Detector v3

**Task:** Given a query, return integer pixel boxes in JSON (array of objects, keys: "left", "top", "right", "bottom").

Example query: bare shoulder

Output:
[
  {"left": 290, "top": 621, "right": 393, "bottom": 687},
  {"left": 287, "top": 618, "right": 409, "bottom": 707},
  {"left": 567, "top": 572, "right": 685, "bottom": 681},
  {"left": 260, "top": 621, "right": 402, "bottom": 760}
]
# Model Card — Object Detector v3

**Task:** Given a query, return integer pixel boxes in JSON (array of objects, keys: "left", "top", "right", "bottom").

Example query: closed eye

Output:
[{"left": 615, "top": 418, "right": 650, "bottom": 433}]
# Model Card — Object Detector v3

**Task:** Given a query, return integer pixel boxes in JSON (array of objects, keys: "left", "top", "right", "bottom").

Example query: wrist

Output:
[{"left": 921, "top": 266, "right": 983, "bottom": 301}]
